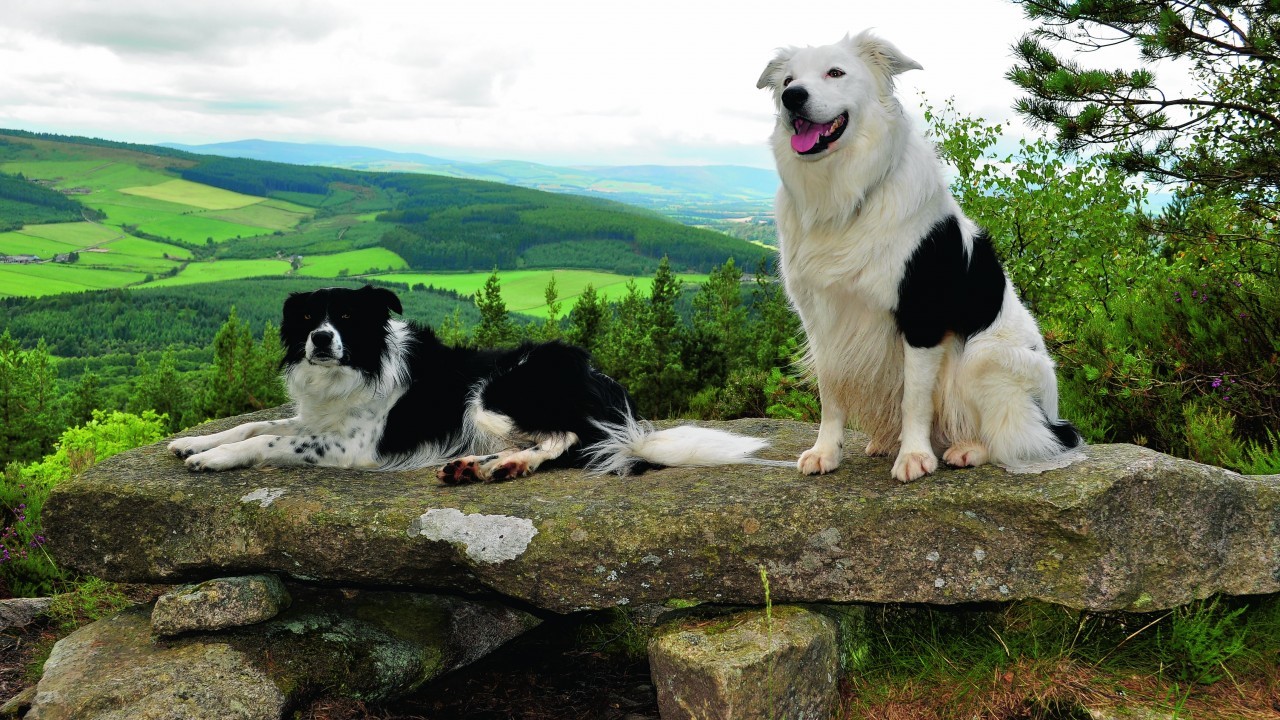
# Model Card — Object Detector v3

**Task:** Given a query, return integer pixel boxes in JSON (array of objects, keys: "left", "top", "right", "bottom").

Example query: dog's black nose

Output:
[
  {"left": 781, "top": 86, "right": 808, "bottom": 113},
  {"left": 311, "top": 330, "right": 333, "bottom": 348}
]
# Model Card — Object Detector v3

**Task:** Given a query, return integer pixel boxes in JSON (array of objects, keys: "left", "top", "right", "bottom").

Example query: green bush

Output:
[{"left": 1, "top": 410, "right": 166, "bottom": 597}]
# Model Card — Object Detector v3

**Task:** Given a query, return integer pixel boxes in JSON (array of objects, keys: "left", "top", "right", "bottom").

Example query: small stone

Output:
[
  {"left": 0, "top": 597, "right": 53, "bottom": 631},
  {"left": 152, "top": 575, "right": 291, "bottom": 636},
  {"left": 649, "top": 606, "right": 841, "bottom": 720}
]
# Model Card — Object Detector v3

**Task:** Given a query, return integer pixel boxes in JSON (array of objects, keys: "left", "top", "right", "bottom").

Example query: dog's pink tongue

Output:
[{"left": 791, "top": 119, "right": 829, "bottom": 153}]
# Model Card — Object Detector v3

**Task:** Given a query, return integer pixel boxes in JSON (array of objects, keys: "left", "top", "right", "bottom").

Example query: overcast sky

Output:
[{"left": 0, "top": 0, "right": 1048, "bottom": 168}]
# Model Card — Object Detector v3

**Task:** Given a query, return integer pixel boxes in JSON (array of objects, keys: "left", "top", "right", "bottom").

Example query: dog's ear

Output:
[
  {"left": 848, "top": 31, "right": 922, "bottom": 79},
  {"left": 360, "top": 285, "right": 403, "bottom": 315},
  {"left": 756, "top": 48, "right": 794, "bottom": 90},
  {"left": 282, "top": 291, "right": 308, "bottom": 316}
]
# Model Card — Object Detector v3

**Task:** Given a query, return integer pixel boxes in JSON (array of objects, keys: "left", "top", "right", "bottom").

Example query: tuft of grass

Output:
[
  {"left": 45, "top": 576, "right": 133, "bottom": 631},
  {"left": 575, "top": 607, "right": 650, "bottom": 661}
]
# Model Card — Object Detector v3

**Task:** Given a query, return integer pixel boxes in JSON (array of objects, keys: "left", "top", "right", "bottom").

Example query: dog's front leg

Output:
[
  {"left": 169, "top": 417, "right": 304, "bottom": 459},
  {"left": 184, "top": 432, "right": 377, "bottom": 471},
  {"left": 798, "top": 380, "right": 847, "bottom": 475},
  {"left": 892, "top": 344, "right": 945, "bottom": 482}
]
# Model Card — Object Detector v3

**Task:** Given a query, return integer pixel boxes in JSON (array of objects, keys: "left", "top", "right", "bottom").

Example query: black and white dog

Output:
[
  {"left": 758, "top": 32, "right": 1083, "bottom": 482},
  {"left": 169, "top": 285, "right": 782, "bottom": 481}
]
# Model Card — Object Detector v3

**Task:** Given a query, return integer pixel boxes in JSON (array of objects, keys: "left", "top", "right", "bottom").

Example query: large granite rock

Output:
[
  {"left": 25, "top": 586, "right": 539, "bottom": 719},
  {"left": 44, "top": 408, "right": 1280, "bottom": 613}
]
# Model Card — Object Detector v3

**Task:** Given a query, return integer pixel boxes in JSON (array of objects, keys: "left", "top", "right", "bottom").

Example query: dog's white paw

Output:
[
  {"left": 798, "top": 445, "right": 841, "bottom": 475},
  {"left": 891, "top": 449, "right": 937, "bottom": 483},
  {"left": 943, "top": 442, "right": 989, "bottom": 468},
  {"left": 184, "top": 446, "right": 249, "bottom": 472},
  {"left": 169, "top": 435, "right": 219, "bottom": 459}
]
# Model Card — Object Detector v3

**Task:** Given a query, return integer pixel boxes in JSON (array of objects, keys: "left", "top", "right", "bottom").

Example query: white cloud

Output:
[{"left": 0, "top": 0, "right": 1077, "bottom": 167}]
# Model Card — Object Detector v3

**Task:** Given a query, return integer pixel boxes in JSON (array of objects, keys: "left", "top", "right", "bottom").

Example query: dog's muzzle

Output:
[
  {"left": 781, "top": 85, "right": 848, "bottom": 155},
  {"left": 307, "top": 329, "right": 342, "bottom": 363}
]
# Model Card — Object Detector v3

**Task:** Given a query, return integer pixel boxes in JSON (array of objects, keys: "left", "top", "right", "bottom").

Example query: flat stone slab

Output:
[{"left": 44, "top": 408, "right": 1280, "bottom": 613}]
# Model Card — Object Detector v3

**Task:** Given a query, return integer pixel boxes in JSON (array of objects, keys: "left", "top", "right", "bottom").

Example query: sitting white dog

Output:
[{"left": 757, "top": 31, "right": 1082, "bottom": 482}]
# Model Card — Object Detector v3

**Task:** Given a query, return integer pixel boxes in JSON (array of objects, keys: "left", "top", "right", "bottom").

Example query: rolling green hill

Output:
[{"left": 0, "top": 129, "right": 771, "bottom": 302}]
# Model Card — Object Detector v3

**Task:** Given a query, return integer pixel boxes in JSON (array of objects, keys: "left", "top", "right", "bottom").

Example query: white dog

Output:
[{"left": 757, "top": 31, "right": 1082, "bottom": 482}]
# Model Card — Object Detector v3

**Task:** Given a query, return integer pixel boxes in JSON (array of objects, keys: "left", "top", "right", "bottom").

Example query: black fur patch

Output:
[
  {"left": 280, "top": 285, "right": 403, "bottom": 376},
  {"left": 894, "top": 216, "right": 1007, "bottom": 348},
  {"left": 1047, "top": 418, "right": 1083, "bottom": 450}
]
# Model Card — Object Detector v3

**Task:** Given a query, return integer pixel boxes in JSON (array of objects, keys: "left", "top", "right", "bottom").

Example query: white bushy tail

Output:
[{"left": 583, "top": 415, "right": 792, "bottom": 476}]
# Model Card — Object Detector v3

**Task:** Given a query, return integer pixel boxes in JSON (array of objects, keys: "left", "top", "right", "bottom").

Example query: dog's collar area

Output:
[{"left": 791, "top": 111, "right": 848, "bottom": 155}]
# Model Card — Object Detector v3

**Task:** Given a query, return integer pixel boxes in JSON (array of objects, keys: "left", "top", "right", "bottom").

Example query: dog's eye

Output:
[
  {"left": 782, "top": 76, "right": 793, "bottom": 87},
  {"left": 304, "top": 314, "right": 311, "bottom": 320},
  {"left": 827, "top": 68, "right": 845, "bottom": 78},
  {"left": 341, "top": 314, "right": 351, "bottom": 319}
]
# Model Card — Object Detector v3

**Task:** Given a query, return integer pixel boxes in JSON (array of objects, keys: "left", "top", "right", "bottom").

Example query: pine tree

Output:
[
  {"left": 646, "top": 256, "right": 691, "bottom": 417},
  {"left": 196, "top": 309, "right": 286, "bottom": 422},
  {"left": 567, "top": 283, "right": 606, "bottom": 352},
  {"left": 64, "top": 371, "right": 104, "bottom": 429},
  {"left": 474, "top": 270, "right": 515, "bottom": 348},
  {"left": 540, "top": 275, "right": 564, "bottom": 341},
  {"left": 1008, "top": 0, "right": 1280, "bottom": 199},
  {"left": 0, "top": 333, "right": 63, "bottom": 467},
  {"left": 129, "top": 350, "right": 190, "bottom": 432}
]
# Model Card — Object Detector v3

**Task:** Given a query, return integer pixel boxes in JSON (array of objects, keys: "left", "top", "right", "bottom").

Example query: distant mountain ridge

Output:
[{"left": 159, "top": 139, "right": 780, "bottom": 209}]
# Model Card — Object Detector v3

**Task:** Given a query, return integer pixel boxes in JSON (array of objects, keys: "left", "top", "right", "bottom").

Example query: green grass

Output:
[
  {"left": 295, "top": 248, "right": 407, "bottom": 277},
  {"left": 840, "top": 596, "right": 1280, "bottom": 719},
  {"left": 1, "top": 159, "right": 297, "bottom": 244},
  {"left": 73, "top": 249, "right": 181, "bottom": 273},
  {"left": 0, "top": 231, "right": 80, "bottom": 257},
  {"left": 0, "top": 160, "right": 173, "bottom": 193},
  {"left": 16, "top": 222, "right": 123, "bottom": 245},
  {"left": 199, "top": 202, "right": 310, "bottom": 232},
  {"left": 366, "top": 269, "right": 709, "bottom": 315},
  {"left": 0, "top": 224, "right": 192, "bottom": 268},
  {"left": 117, "top": 178, "right": 260, "bottom": 210},
  {"left": 0, "top": 263, "right": 149, "bottom": 296},
  {"left": 0, "top": 222, "right": 189, "bottom": 275},
  {"left": 94, "top": 203, "right": 268, "bottom": 243},
  {"left": 103, "top": 235, "right": 193, "bottom": 260},
  {"left": 143, "top": 258, "right": 292, "bottom": 287}
]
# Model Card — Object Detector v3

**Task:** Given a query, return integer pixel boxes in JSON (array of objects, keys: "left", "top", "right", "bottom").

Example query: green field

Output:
[
  {"left": 0, "top": 222, "right": 198, "bottom": 292},
  {"left": 0, "top": 232, "right": 78, "bottom": 258},
  {"left": 295, "top": 248, "right": 407, "bottom": 277},
  {"left": 0, "top": 263, "right": 149, "bottom": 297},
  {"left": 201, "top": 199, "right": 311, "bottom": 232},
  {"left": 118, "top": 178, "right": 261, "bottom": 210},
  {"left": 1, "top": 158, "right": 312, "bottom": 245},
  {"left": 143, "top": 259, "right": 293, "bottom": 287},
  {"left": 367, "top": 269, "right": 709, "bottom": 316},
  {"left": 105, "top": 235, "right": 193, "bottom": 260},
  {"left": 15, "top": 221, "right": 123, "bottom": 245},
  {"left": 1, "top": 221, "right": 193, "bottom": 261},
  {"left": 0, "top": 160, "right": 173, "bottom": 194}
]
